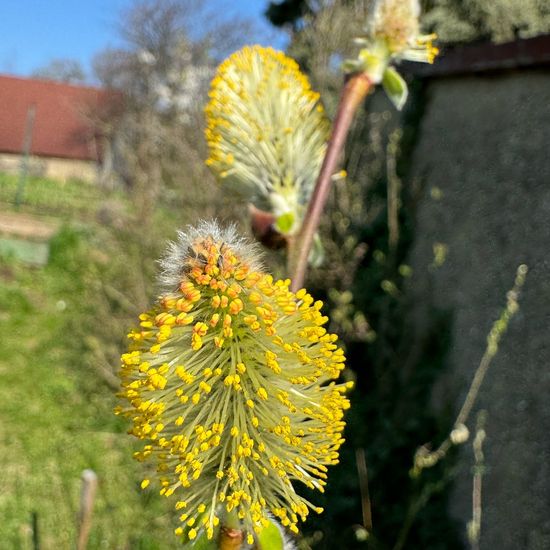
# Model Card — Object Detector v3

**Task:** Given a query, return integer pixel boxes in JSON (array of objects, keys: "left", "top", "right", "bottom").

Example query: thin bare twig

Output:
[
  {"left": 31, "top": 511, "right": 40, "bottom": 550},
  {"left": 386, "top": 129, "right": 402, "bottom": 255},
  {"left": 392, "top": 472, "right": 455, "bottom": 550},
  {"left": 397, "top": 266, "right": 527, "bottom": 550},
  {"left": 468, "top": 411, "right": 487, "bottom": 550},
  {"left": 356, "top": 448, "right": 373, "bottom": 533},
  {"left": 413, "top": 264, "right": 528, "bottom": 475}
]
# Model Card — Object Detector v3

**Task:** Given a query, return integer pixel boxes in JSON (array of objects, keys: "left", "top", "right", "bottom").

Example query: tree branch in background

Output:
[
  {"left": 393, "top": 265, "right": 527, "bottom": 550},
  {"left": 386, "top": 129, "right": 403, "bottom": 256},
  {"left": 467, "top": 410, "right": 487, "bottom": 550},
  {"left": 32, "top": 58, "right": 87, "bottom": 84},
  {"left": 413, "top": 264, "right": 528, "bottom": 475}
]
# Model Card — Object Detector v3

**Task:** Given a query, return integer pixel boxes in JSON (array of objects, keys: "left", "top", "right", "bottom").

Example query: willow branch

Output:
[{"left": 289, "top": 72, "right": 373, "bottom": 292}]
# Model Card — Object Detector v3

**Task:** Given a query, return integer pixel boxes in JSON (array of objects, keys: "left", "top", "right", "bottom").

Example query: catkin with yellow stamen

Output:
[
  {"left": 116, "top": 221, "right": 351, "bottom": 543},
  {"left": 346, "top": 0, "right": 438, "bottom": 76},
  {"left": 371, "top": 0, "right": 438, "bottom": 63},
  {"left": 205, "top": 46, "right": 330, "bottom": 234}
]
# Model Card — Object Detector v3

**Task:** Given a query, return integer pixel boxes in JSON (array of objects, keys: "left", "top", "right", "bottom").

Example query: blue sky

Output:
[{"left": 0, "top": 0, "right": 286, "bottom": 80}]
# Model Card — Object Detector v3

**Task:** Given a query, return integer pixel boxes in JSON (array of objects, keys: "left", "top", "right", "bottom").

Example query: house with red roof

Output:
[{"left": 0, "top": 74, "right": 117, "bottom": 182}]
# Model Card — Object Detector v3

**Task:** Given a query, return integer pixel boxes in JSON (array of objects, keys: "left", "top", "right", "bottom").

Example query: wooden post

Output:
[
  {"left": 31, "top": 511, "right": 40, "bottom": 550},
  {"left": 15, "top": 104, "right": 36, "bottom": 209},
  {"left": 77, "top": 469, "right": 98, "bottom": 550}
]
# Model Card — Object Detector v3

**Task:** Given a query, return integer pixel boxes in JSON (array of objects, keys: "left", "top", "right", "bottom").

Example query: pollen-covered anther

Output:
[
  {"left": 193, "top": 322, "right": 208, "bottom": 337},
  {"left": 176, "top": 312, "right": 194, "bottom": 326},
  {"left": 175, "top": 298, "right": 193, "bottom": 312},
  {"left": 229, "top": 298, "right": 244, "bottom": 315},
  {"left": 205, "top": 315, "right": 217, "bottom": 330}
]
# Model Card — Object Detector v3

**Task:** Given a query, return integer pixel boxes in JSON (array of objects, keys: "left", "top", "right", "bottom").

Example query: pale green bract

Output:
[{"left": 343, "top": 0, "right": 438, "bottom": 110}]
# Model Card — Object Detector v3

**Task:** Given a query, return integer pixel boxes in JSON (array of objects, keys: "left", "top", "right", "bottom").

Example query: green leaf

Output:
[
  {"left": 257, "top": 518, "right": 284, "bottom": 550},
  {"left": 275, "top": 212, "right": 295, "bottom": 234},
  {"left": 382, "top": 67, "right": 408, "bottom": 110}
]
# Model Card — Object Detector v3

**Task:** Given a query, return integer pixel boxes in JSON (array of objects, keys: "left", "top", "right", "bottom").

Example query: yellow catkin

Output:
[
  {"left": 116, "top": 222, "right": 350, "bottom": 542},
  {"left": 204, "top": 46, "right": 330, "bottom": 234},
  {"left": 348, "top": 0, "right": 438, "bottom": 70}
]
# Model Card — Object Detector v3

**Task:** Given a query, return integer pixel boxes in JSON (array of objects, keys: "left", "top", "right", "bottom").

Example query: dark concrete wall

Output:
[{"left": 407, "top": 70, "right": 550, "bottom": 549}]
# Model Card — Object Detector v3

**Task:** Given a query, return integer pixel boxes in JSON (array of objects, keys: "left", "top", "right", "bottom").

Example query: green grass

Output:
[
  {"left": 0, "top": 181, "right": 181, "bottom": 548},
  {"left": 0, "top": 244, "right": 178, "bottom": 549},
  {"left": 0, "top": 172, "right": 105, "bottom": 217}
]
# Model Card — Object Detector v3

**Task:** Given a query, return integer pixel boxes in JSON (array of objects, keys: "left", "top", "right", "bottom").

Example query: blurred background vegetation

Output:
[{"left": 1, "top": 0, "right": 549, "bottom": 548}]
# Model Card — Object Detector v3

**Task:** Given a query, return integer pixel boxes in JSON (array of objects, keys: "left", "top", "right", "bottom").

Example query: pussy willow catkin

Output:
[
  {"left": 116, "top": 221, "right": 351, "bottom": 544},
  {"left": 205, "top": 47, "right": 329, "bottom": 233}
]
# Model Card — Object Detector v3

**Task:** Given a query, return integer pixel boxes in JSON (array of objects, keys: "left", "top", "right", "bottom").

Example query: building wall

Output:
[
  {"left": 0, "top": 152, "right": 98, "bottom": 183},
  {"left": 406, "top": 70, "right": 550, "bottom": 549}
]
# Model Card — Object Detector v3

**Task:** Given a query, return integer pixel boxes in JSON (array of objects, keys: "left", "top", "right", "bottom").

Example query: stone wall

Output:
[{"left": 406, "top": 70, "right": 550, "bottom": 549}]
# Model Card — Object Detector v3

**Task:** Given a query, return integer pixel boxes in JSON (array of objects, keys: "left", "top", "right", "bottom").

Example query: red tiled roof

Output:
[{"left": 0, "top": 74, "right": 115, "bottom": 161}]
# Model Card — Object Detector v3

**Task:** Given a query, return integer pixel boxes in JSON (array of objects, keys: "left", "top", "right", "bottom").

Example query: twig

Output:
[
  {"left": 397, "top": 265, "right": 527, "bottom": 550},
  {"left": 356, "top": 448, "right": 373, "bottom": 533},
  {"left": 392, "top": 472, "right": 454, "bottom": 550},
  {"left": 92, "top": 360, "right": 120, "bottom": 390},
  {"left": 77, "top": 469, "right": 98, "bottom": 550},
  {"left": 84, "top": 336, "right": 121, "bottom": 390},
  {"left": 102, "top": 283, "right": 139, "bottom": 315},
  {"left": 386, "top": 129, "right": 402, "bottom": 255},
  {"left": 413, "top": 264, "right": 528, "bottom": 474},
  {"left": 467, "top": 411, "right": 487, "bottom": 550},
  {"left": 289, "top": 73, "right": 373, "bottom": 292}
]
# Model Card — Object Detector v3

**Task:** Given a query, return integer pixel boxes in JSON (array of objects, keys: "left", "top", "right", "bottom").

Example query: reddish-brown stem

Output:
[
  {"left": 219, "top": 527, "right": 244, "bottom": 550},
  {"left": 289, "top": 72, "right": 373, "bottom": 292},
  {"left": 219, "top": 510, "right": 243, "bottom": 550}
]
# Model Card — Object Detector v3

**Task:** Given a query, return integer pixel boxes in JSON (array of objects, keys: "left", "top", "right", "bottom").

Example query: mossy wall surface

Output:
[{"left": 406, "top": 70, "right": 550, "bottom": 549}]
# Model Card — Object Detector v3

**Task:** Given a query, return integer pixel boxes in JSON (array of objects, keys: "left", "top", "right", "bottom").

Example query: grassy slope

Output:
[
  {"left": 0, "top": 172, "right": 103, "bottom": 217},
  {"left": 0, "top": 177, "right": 176, "bottom": 549}
]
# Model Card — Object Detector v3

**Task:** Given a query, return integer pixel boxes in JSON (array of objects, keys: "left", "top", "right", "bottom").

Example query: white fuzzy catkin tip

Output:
[{"left": 158, "top": 220, "right": 263, "bottom": 292}]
